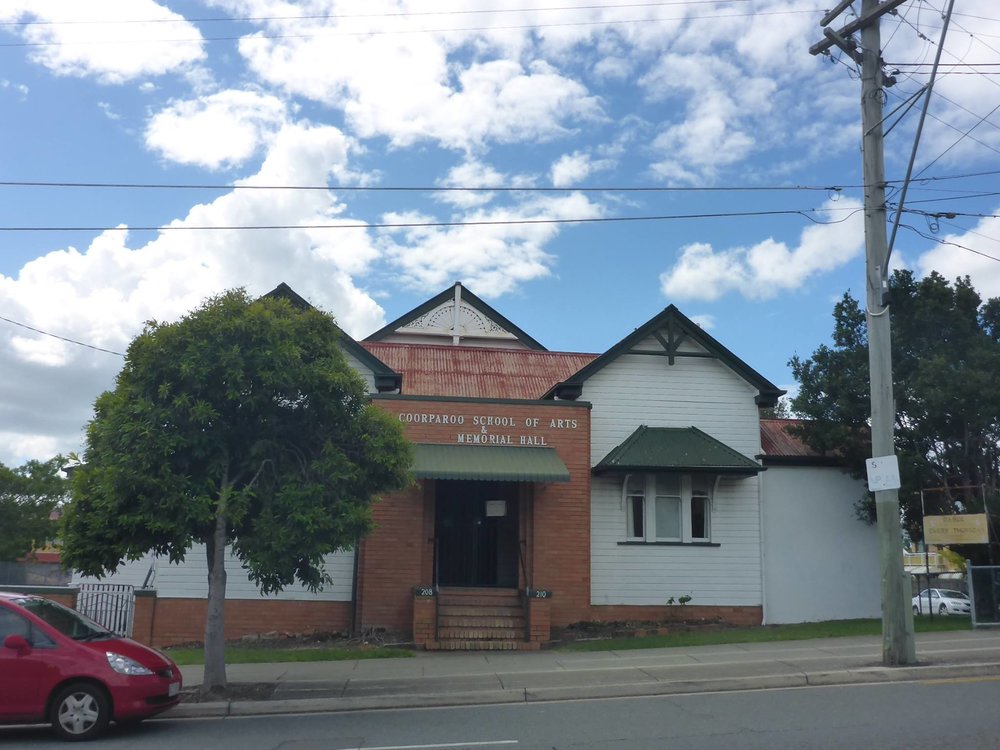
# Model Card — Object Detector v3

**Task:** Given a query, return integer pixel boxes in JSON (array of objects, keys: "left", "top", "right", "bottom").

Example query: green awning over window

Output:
[
  {"left": 412, "top": 443, "right": 571, "bottom": 482},
  {"left": 593, "top": 426, "right": 763, "bottom": 475}
]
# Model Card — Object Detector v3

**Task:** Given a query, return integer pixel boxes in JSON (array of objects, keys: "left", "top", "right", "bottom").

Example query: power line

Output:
[
  {"left": 885, "top": 85, "right": 1000, "bottom": 163},
  {"left": 5, "top": 169, "right": 1000, "bottom": 193},
  {"left": 914, "top": 100, "right": 1000, "bottom": 179},
  {"left": 897, "top": 221, "right": 1000, "bottom": 264},
  {"left": 0, "top": 1, "right": 754, "bottom": 27},
  {"left": 0, "top": 179, "right": 844, "bottom": 193},
  {"left": 0, "top": 207, "right": 864, "bottom": 233},
  {"left": 0, "top": 8, "right": 821, "bottom": 48},
  {"left": 896, "top": 190, "right": 1000, "bottom": 205},
  {"left": 0, "top": 315, "right": 125, "bottom": 356},
  {"left": 938, "top": 217, "right": 1000, "bottom": 247}
]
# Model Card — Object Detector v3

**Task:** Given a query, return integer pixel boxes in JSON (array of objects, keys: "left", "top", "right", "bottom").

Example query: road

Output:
[{"left": 5, "top": 678, "right": 1000, "bottom": 749}]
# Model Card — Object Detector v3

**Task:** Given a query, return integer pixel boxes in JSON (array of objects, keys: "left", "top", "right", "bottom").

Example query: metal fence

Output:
[
  {"left": 967, "top": 563, "right": 1000, "bottom": 627},
  {"left": 76, "top": 583, "right": 135, "bottom": 636}
]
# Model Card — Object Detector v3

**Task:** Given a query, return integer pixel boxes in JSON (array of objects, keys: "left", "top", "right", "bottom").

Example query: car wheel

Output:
[
  {"left": 50, "top": 682, "right": 111, "bottom": 741},
  {"left": 938, "top": 604, "right": 949, "bottom": 616}
]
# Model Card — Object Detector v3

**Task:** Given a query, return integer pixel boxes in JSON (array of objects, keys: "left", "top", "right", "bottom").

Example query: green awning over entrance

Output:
[
  {"left": 593, "top": 426, "right": 764, "bottom": 475},
  {"left": 412, "top": 443, "right": 571, "bottom": 482}
]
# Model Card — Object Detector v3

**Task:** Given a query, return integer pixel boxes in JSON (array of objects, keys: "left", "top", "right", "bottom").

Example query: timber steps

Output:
[{"left": 428, "top": 587, "right": 530, "bottom": 651}]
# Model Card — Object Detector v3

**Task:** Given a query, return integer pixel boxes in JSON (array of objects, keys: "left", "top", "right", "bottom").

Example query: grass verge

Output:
[
  {"left": 555, "top": 615, "right": 971, "bottom": 652},
  {"left": 166, "top": 645, "right": 414, "bottom": 666}
]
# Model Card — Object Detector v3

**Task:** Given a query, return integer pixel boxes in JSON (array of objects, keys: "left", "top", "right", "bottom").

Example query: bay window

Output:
[{"left": 622, "top": 473, "right": 715, "bottom": 544}]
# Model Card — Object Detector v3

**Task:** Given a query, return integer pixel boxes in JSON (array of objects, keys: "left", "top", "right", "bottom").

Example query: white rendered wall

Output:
[
  {"left": 586, "top": 341, "right": 765, "bottom": 607},
  {"left": 760, "top": 465, "right": 880, "bottom": 623},
  {"left": 73, "top": 547, "right": 355, "bottom": 601}
]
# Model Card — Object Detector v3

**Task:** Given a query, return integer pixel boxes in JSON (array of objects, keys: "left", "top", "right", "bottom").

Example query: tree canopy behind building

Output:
[
  {"left": 789, "top": 270, "right": 1000, "bottom": 561},
  {"left": 0, "top": 457, "right": 66, "bottom": 562},
  {"left": 62, "top": 289, "right": 412, "bottom": 690}
]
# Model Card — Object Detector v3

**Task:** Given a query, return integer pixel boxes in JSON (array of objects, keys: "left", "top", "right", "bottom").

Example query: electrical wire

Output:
[
  {"left": 0, "top": 315, "right": 125, "bottom": 356},
  {"left": 0, "top": 1, "right": 756, "bottom": 27},
  {"left": 5, "top": 169, "right": 1000, "bottom": 194},
  {"left": 0, "top": 8, "right": 821, "bottom": 48},
  {"left": 0, "top": 207, "right": 865, "bottom": 233},
  {"left": 885, "top": 0, "right": 956, "bottom": 269},
  {"left": 897, "top": 221, "right": 1000, "bottom": 264},
  {"left": 0, "top": 180, "right": 844, "bottom": 193}
]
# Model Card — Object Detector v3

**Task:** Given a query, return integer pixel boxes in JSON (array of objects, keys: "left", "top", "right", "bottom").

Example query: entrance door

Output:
[{"left": 435, "top": 481, "right": 519, "bottom": 587}]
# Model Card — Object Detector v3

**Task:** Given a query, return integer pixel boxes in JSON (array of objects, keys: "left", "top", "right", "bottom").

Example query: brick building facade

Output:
[{"left": 70, "top": 282, "right": 881, "bottom": 649}]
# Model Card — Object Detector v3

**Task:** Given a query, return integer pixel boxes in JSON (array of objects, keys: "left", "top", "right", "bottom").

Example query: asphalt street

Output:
[{"left": 5, "top": 677, "right": 1000, "bottom": 749}]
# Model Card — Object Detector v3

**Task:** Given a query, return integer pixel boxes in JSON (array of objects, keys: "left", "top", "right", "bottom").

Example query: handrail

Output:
[
  {"left": 432, "top": 537, "right": 439, "bottom": 593},
  {"left": 518, "top": 539, "right": 530, "bottom": 594}
]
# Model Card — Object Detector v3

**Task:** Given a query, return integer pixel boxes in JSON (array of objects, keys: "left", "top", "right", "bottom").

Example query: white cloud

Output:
[
  {"left": 687, "top": 314, "right": 715, "bottom": 330},
  {"left": 145, "top": 90, "right": 288, "bottom": 169},
  {"left": 434, "top": 159, "right": 507, "bottom": 210},
  {"left": 913, "top": 211, "right": 1000, "bottom": 297},
  {"left": 551, "top": 152, "right": 592, "bottom": 187},
  {"left": 592, "top": 56, "right": 632, "bottom": 82},
  {"left": 643, "top": 54, "right": 776, "bottom": 183},
  {"left": 1, "top": 1, "right": 206, "bottom": 84},
  {"left": 379, "top": 192, "right": 604, "bottom": 296},
  {"left": 1, "top": 79, "right": 29, "bottom": 99},
  {"left": 233, "top": 9, "right": 603, "bottom": 150},
  {"left": 0, "top": 122, "right": 389, "bottom": 463},
  {"left": 660, "top": 198, "right": 865, "bottom": 301},
  {"left": 97, "top": 102, "right": 120, "bottom": 120}
]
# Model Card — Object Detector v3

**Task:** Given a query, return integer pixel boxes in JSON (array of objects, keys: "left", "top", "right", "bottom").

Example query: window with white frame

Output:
[{"left": 623, "top": 473, "right": 714, "bottom": 543}]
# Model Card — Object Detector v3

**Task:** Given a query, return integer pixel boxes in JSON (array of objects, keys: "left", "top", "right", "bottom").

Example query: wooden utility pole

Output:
[{"left": 813, "top": 0, "right": 916, "bottom": 666}]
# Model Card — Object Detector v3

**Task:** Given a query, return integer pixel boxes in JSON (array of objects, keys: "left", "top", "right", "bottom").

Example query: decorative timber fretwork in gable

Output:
[
  {"left": 547, "top": 304, "right": 784, "bottom": 406},
  {"left": 365, "top": 282, "right": 546, "bottom": 350}
]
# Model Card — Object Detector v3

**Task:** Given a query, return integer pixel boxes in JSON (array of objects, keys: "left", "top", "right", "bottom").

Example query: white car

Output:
[{"left": 912, "top": 588, "right": 971, "bottom": 616}]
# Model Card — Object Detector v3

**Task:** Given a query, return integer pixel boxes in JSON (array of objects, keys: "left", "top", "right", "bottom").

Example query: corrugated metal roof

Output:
[
  {"left": 412, "top": 443, "right": 570, "bottom": 482},
  {"left": 758, "top": 419, "right": 846, "bottom": 466},
  {"left": 759, "top": 419, "right": 823, "bottom": 457},
  {"left": 594, "top": 426, "right": 763, "bottom": 475},
  {"left": 361, "top": 342, "right": 597, "bottom": 400}
]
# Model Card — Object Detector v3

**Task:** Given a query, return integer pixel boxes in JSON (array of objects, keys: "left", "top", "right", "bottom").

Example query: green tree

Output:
[
  {"left": 790, "top": 271, "right": 1000, "bottom": 561},
  {"left": 62, "top": 290, "right": 412, "bottom": 692},
  {"left": 760, "top": 397, "right": 795, "bottom": 419},
  {"left": 0, "top": 457, "right": 67, "bottom": 561}
]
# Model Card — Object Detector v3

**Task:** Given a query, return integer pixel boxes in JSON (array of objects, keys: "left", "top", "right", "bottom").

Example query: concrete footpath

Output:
[{"left": 172, "top": 629, "right": 1000, "bottom": 719}]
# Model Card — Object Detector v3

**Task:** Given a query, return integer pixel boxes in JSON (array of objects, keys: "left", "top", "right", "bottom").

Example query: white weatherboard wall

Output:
[
  {"left": 586, "top": 339, "right": 765, "bottom": 607},
  {"left": 343, "top": 350, "right": 376, "bottom": 392},
  {"left": 760, "top": 466, "right": 880, "bottom": 623},
  {"left": 71, "top": 341, "right": 375, "bottom": 603},
  {"left": 73, "top": 547, "right": 355, "bottom": 601}
]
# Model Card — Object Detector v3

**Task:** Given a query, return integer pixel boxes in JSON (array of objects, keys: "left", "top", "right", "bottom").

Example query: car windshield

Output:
[
  {"left": 941, "top": 590, "right": 968, "bottom": 600},
  {"left": 16, "top": 598, "right": 112, "bottom": 640}
]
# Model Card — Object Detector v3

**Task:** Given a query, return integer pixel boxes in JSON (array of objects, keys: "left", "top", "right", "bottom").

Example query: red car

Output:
[{"left": 0, "top": 591, "right": 182, "bottom": 740}]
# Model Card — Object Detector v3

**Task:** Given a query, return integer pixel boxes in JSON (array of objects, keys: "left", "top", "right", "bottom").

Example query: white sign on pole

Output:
[{"left": 866, "top": 455, "right": 901, "bottom": 492}]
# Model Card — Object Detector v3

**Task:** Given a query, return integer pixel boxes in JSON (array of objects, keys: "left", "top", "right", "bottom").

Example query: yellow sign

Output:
[{"left": 923, "top": 514, "right": 989, "bottom": 545}]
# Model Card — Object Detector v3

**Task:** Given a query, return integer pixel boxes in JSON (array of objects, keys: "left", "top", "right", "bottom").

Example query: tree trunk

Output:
[{"left": 202, "top": 512, "right": 228, "bottom": 692}]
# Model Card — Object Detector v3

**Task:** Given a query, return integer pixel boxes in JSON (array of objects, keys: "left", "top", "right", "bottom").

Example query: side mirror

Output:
[{"left": 3, "top": 634, "right": 31, "bottom": 655}]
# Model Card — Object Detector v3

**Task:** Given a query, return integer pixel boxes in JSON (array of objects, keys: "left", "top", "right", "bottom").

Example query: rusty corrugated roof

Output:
[
  {"left": 361, "top": 342, "right": 598, "bottom": 400},
  {"left": 759, "top": 418, "right": 841, "bottom": 463}
]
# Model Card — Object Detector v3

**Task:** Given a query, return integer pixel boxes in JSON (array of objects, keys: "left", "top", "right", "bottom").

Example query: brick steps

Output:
[
  {"left": 437, "top": 627, "right": 523, "bottom": 640},
  {"left": 426, "top": 639, "right": 520, "bottom": 651},
  {"left": 438, "top": 615, "right": 526, "bottom": 628},
  {"left": 438, "top": 606, "right": 524, "bottom": 618},
  {"left": 433, "top": 587, "right": 528, "bottom": 651}
]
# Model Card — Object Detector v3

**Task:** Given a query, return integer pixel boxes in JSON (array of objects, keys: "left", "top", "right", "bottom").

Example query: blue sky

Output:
[{"left": 2, "top": 0, "right": 1000, "bottom": 466}]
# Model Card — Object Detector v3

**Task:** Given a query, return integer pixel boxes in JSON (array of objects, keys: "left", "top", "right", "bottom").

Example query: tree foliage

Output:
[
  {"left": 790, "top": 270, "right": 1000, "bottom": 560},
  {"left": 0, "top": 457, "right": 67, "bottom": 561},
  {"left": 62, "top": 289, "right": 412, "bottom": 688}
]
